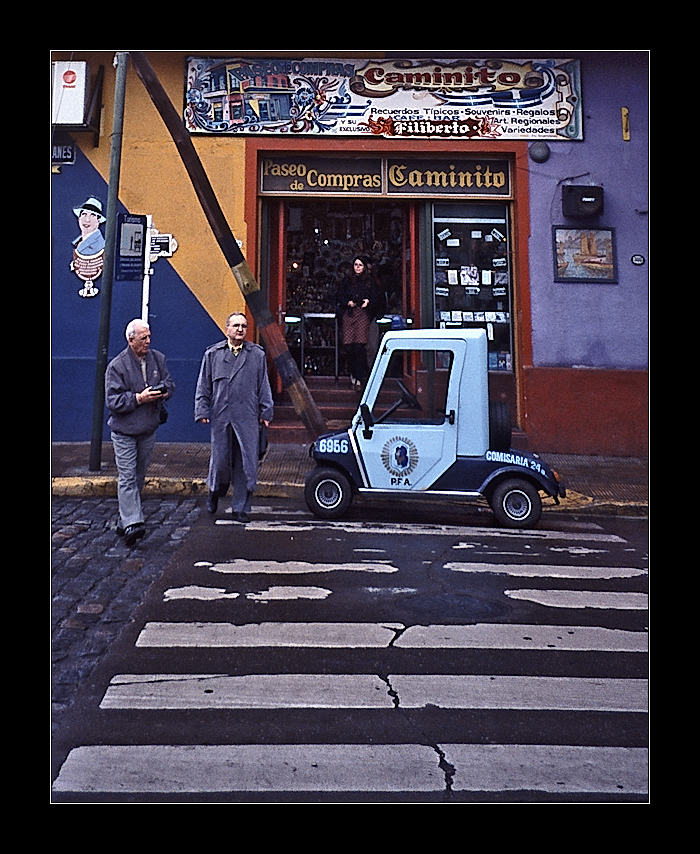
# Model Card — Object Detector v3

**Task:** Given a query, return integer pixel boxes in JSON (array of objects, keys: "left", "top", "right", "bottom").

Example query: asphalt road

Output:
[{"left": 52, "top": 492, "right": 648, "bottom": 803}]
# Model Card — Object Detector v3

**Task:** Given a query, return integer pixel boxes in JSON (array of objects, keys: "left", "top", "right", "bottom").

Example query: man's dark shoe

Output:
[
  {"left": 124, "top": 523, "right": 145, "bottom": 547},
  {"left": 207, "top": 491, "right": 219, "bottom": 514},
  {"left": 233, "top": 511, "right": 250, "bottom": 523}
]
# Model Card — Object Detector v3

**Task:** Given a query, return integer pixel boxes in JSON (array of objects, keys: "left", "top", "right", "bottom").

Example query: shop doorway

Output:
[{"left": 280, "top": 199, "right": 412, "bottom": 379}]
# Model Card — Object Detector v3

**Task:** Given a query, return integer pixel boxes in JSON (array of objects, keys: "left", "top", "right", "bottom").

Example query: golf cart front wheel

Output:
[
  {"left": 490, "top": 478, "right": 542, "bottom": 529},
  {"left": 305, "top": 467, "right": 353, "bottom": 519}
]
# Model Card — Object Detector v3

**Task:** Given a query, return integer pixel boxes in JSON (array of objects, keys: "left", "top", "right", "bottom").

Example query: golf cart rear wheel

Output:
[
  {"left": 305, "top": 467, "right": 353, "bottom": 519},
  {"left": 490, "top": 478, "right": 542, "bottom": 529}
]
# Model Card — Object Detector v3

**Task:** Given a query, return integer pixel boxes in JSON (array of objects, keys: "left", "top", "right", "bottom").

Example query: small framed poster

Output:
[{"left": 553, "top": 226, "right": 617, "bottom": 283}]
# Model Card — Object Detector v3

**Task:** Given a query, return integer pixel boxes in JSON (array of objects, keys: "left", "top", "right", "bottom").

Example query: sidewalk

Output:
[{"left": 52, "top": 442, "right": 648, "bottom": 516}]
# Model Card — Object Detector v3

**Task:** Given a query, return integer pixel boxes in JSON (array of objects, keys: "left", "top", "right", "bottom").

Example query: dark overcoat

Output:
[{"left": 194, "top": 340, "right": 274, "bottom": 494}]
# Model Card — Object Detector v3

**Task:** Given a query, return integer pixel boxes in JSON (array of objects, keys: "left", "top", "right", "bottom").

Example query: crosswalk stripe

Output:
[
  {"left": 136, "top": 621, "right": 404, "bottom": 648},
  {"left": 224, "top": 520, "right": 625, "bottom": 542},
  {"left": 135, "top": 622, "right": 648, "bottom": 652},
  {"left": 390, "top": 675, "right": 647, "bottom": 712},
  {"left": 504, "top": 589, "right": 648, "bottom": 610},
  {"left": 204, "top": 561, "right": 645, "bottom": 579},
  {"left": 446, "top": 744, "right": 647, "bottom": 794},
  {"left": 163, "top": 585, "right": 333, "bottom": 602},
  {"left": 445, "top": 563, "right": 646, "bottom": 579},
  {"left": 52, "top": 744, "right": 648, "bottom": 795},
  {"left": 100, "top": 673, "right": 647, "bottom": 713},
  {"left": 208, "top": 559, "right": 398, "bottom": 574},
  {"left": 393, "top": 624, "right": 647, "bottom": 652},
  {"left": 101, "top": 673, "right": 393, "bottom": 709}
]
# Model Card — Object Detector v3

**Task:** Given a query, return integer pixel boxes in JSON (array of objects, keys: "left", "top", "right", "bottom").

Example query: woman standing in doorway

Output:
[{"left": 337, "top": 256, "right": 377, "bottom": 390}]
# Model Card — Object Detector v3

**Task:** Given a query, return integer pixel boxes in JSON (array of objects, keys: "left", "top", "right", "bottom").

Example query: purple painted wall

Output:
[{"left": 527, "top": 52, "right": 648, "bottom": 370}]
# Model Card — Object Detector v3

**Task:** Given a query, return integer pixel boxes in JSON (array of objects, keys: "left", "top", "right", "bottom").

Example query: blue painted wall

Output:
[{"left": 51, "top": 147, "right": 222, "bottom": 441}]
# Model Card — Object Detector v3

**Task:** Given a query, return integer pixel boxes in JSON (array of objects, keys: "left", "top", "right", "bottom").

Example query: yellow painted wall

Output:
[{"left": 53, "top": 51, "right": 248, "bottom": 332}]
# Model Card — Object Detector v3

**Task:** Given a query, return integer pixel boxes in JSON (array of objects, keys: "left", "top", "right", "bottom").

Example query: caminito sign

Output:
[
  {"left": 185, "top": 56, "right": 582, "bottom": 140},
  {"left": 260, "top": 157, "right": 511, "bottom": 198}
]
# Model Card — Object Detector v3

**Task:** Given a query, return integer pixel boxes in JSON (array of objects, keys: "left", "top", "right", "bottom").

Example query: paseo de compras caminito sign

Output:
[{"left": 260, "top": 156, "right": 511, "bottom": 198}]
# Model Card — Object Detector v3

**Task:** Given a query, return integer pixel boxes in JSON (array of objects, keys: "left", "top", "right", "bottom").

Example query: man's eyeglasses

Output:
[{"left": 228, "top": 324, "right": 248, "bottom": 329}]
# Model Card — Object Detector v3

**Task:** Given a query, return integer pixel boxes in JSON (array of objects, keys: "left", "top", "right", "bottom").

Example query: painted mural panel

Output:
[
  {"left": 184, "top": 57, "right": 582, "bottom": 140},
  {"left": 70, "top": 196, "right": 105, "bottom": 297}
]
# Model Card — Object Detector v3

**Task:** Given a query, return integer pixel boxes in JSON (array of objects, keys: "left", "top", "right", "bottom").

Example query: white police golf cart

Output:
[{"left": 305, "top": 328, "right": 565, "bottom": 529}]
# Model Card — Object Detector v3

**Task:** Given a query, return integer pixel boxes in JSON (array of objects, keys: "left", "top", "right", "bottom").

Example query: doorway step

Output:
[{"left": 269, "top": 375, "right": 362, "bottom": 444}]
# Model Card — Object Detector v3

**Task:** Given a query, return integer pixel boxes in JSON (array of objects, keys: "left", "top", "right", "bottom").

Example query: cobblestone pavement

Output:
[{"left": 51, "top": 495, "right": 201, "bottom": 730}]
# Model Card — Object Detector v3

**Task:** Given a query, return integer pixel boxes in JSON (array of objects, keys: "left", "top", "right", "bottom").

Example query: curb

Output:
[
  {"left": 545, "top": 490, "right": 647, "bottom": 517},
  {"left": 50, "top": 476, "right": 295, "bottom": 499},
  {"left": 51, "top": 477, "right": 208, "bottom": 498}
]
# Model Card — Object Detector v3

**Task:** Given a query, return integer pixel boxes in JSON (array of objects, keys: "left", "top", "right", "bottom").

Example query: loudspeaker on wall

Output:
[{"left": 562, "top": 185, "right": 604, "bottom": 217}]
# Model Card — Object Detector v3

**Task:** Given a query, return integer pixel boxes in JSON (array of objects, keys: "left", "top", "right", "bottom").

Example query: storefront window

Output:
[{"left": 432, "top": 202, "right": 513, "bottom": 371}]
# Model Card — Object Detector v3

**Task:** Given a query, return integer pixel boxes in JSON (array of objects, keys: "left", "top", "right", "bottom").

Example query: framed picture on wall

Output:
[{"left": 553, "top": 226, "right": 617, "bottom": 284}]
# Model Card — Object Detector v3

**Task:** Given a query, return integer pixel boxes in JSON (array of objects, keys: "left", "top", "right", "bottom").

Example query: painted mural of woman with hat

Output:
[{"left": 70, "top": 196, "right": 106, "bottom": 297}]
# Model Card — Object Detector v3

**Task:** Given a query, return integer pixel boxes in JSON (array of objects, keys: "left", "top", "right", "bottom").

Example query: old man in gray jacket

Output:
[
  {"left": 195, "top": 312, "right": 273, "bottom": 522},
  {"left": 105, "top": 318, "right": 174, "bottom": 545}
]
